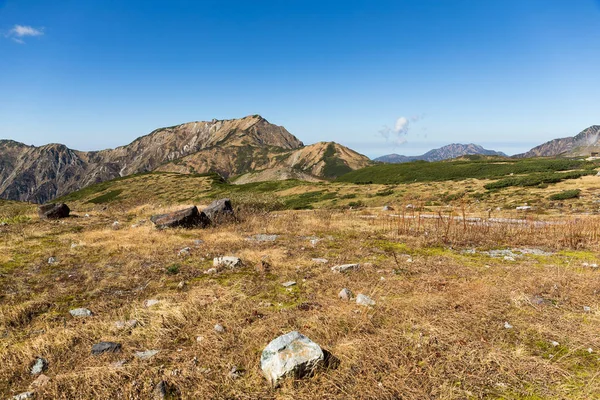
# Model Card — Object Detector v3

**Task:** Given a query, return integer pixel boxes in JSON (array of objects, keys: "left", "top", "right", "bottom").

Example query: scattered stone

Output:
[
  {"left": 338, "top": 288, "right": 353, "bottom": 301},
  {"left": 177, "top": 281, "right": 186, "bottom": 289},
  {"left": 12, "top": 392, "right": 34, "bottom": 400},
  {"left": 551, "top": 341, "right": 560, "bottom": 347},
  {"left": 583, "top": 306, "right": 591, "bottom": 313},
  {"left": 178, "top": 247, "right": 191, "bottom": 256},
  {"left": 150, "top": 206, "right": 211, "bottom": 229},
  {"left": 38, "top": 203, "right": 70, "bottom": 219},
  {"left": 30, "top": 373, "right": 50, "bottom": 389},
  {"left": 193, "top": 239, "right": 204, "bottom": 246},
  {"left": 588, "top": 348, "right": 594, "bottom": 353},
  {"left": 530, "top": 295, "right": 546, "bottom": 305},
  {"left": 516, "top": 205, "right": 532, "bottom": 211},
  {"left": 112, "top": 221, "right": 120, "bottom": 228},
  {"left": 112, "top": 360, "right": 128, "bottom": 368},
  {"left": 135, "top": 350, "right": 160, "bottom": 360},
  {"left": 115, "top": 319, "right": 138, "bottom": 330},
  {"left": 504, "top": 322, "right": 513, "bottom": 329},
  {"left": 196, "top": 335, "right": 205, "bottom": 342},
  {"left": 69, "top": 308, "right": 93, "bottom": 317},
  {"left": 213, "top": 256, "right": 242, "bottom": 269},
  {"left": 84, "top": 213, "right": 90, "bottom": 218},
  {"left": 228, "top": 366, "right": 244, "bottom": 380},
  {"left": 356, "top": 294, "right": 375, "bottom": 306},
  {"left": 70, "top": 243, "right": 78, "bottom": 248},
  {"left": 282, "top": 281, "right": 296, "bottom": 288},
  {"left": 382, "top": 205, "right": 394, "bottom": 211},
  {"left": 91, "top": 341, "right": 122, "bottom": 355},
  {"left": 0, "top": 222, "right": 7, "bottom": 226},
  {"left": 202, "top": 198, "right": 234, "bottom": 223},
  {"left": 248, "top": 234, "right": 279, "bottom": 242},
  {"left": 48, "top": 257, "right": 56, "bottom": 264},
  {"left": 144, "top": 299, "right": 160, "bottom": 308},
  {"left": 30, "top": 357, "right": 48, "bottom": 375},
  {"left": 152, "top": 380, "right": 168, "bottom": 400},
  {"left": 504, "top": 256, "right": 515, "bottom": 262},
  {"left": 331, "top": 263, "right": 359, "bottom": 273},
  {"left": 310, "top": 238, "right": 320, "bottom": 246},
  {"left": 205, "top": 268, "right": 218, "bottom": 274},
  {"left": 260, "top": 331, "right": 324, "bottom": 387},
  {"left": 214, "top": 324, "right": 225, "bottom": 333},
  {"left": 311, "top": 258, "right": 328, "bottom": 264}
]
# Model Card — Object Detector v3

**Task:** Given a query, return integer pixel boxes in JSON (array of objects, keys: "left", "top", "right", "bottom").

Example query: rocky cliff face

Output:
[
  {"left": 375, "top": 143, "right": 506, "bottom": 163},
  {"left": 517, "top": 126, "right": 600, "bottom": 158},
  {"left": 0, "top": 115, "right": 303, "bottom": 203},
  {"left": 157, "top": 141, "right": 372, "bottom": 183}
]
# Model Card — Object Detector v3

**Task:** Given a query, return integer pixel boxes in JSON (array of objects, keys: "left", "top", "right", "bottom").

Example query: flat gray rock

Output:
[
  {"left": 282, "top": 281, "right": 296, "bottom": 288},
  {"left": 115, "top": 319, "right": 138, "bottom": 330},
  {"left": 311, "top": 258, "right": 328, "bottom": 264},
  {"left": 260, "top": 331, "right": 324, "bottom": 387},
  {"left": 356, "top": 294, "right": 375, "bottom": 306},
  {"left": 12, "top": 392, "right": 34, "bottom": 400},
  {"left": 91, "top": 341, "right": 121, "bottom": 355},
  {"left": 247, "top": 234, "right": 279, "bottom": 242},
  {"left": 213, "top": 256, "right": 242, "bottom": 269},
  {"left": 135, "top": 350, "right": 160, "bottom": 360},
  {"left": 69, "top": 308, "right": 93, "bottom": 317},
  {"left": 202, "top": 198, "right": 234, "bottom": 222},
  {"left": 331, "top": 263, "right": 359, "bottom": 273}
]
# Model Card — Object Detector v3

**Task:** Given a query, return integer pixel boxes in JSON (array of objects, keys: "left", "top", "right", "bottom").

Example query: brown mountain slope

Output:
[
  {"left": 518, "top": 125, "right": 600, "bottom": 158},
  {"left": 157, "top": 142, "right": 372, "bottom": 183},
  {"left": 0, "top": 115, "right": 303, "bottom": 203}
]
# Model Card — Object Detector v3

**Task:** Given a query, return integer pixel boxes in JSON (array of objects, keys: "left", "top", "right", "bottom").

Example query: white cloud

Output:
[
  {"left": 6, "top": 25, "right": 44, "bottom": 43},
  {"left": 379, "top": 116, "right": 417, "bottom": 146}
]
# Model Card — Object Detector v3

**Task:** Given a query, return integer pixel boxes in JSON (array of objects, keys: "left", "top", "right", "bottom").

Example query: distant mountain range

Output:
[
  {"left": 0, "top": 115, "right": 370, "bottom": 203},
  {"left": 375, "top": 143, "right": 507, "bottom": 163},
  {"left": 515, "top": 125, "right": 600, "bottom": 158}
]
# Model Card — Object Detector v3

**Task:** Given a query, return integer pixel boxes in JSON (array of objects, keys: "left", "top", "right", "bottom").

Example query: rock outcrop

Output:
[
  {"left": 260, "top": 331, "right": 324, "bottom": 387},
  {"left": 38, "top": 203, "right": 70, "bottom": 219}
]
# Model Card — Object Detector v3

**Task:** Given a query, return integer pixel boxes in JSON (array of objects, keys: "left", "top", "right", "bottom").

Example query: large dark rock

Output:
[
  {"left": 91, "top": 341, "right": 122, "bottom": 355},
  {"left": 202, "top": 198, "right": 234, "bottom": 222},
  {"left": 38, "top": 203, "right": 70, "bottom": 219},
  {"left": 150, "top": 206, "right": 210, "bottom": 229}
]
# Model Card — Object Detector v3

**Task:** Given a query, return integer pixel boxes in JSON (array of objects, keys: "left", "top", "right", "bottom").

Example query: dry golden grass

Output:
[{"left": 1, "top": 200, "right": 600, "bottom": 399}]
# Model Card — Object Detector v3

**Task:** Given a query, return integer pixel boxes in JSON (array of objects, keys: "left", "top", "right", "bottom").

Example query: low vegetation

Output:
[{"left": 2, "top": 158, "right": 600, "bottom": 398}]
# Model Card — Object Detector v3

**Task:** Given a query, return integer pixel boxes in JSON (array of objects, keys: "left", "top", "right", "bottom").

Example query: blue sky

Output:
[{"left": 1, "top": 0, "right": 599, "bottom": 158}]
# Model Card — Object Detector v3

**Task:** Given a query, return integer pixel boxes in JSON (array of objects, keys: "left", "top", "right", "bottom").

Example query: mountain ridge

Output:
[
  {"left": 375, "top": 143, "right": 507, "bottom": 163},
  {"left": 516, "top": 125, "right": 600, "bottom": 158},
  {"left": 0, "top": 115, "right": 370, "bottom": 203}
]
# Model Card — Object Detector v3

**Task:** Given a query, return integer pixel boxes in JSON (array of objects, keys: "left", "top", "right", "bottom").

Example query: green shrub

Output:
[
  {"left": 549, "top": 189, "right": 581, "bottom": 200},
  {"left": 87, "top": 189, "right": 124, "bottom": 204}
]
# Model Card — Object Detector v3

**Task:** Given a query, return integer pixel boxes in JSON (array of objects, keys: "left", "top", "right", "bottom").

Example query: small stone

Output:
[
  {"left": 205, "top": 268, "right": 217, "bottom": 274},
  {"left": 30, "top": 357, "right": 48, "bottom": 375},
  {"left": 84, "top": 213, "right": 90, "bottom": 218},
  {"left": 310, "top": 238, "right": 320, "bottom": 246},
  {"left": 214, "top": 324, "right": 225, "bottom": 333},
  {"left": 383, "top": 205, "right": 394, "bottom": 211},
  {"left": 228, "top": 366, "right": 244, "bottom": 380},
  {"left": 356, "top": 294, "right": 375, "bottom": 306},
  {"left": 213, "top": 256, "right": 242, "bottom": 269},
  {"left": 282, "top": 281, "right": 296, "bottom": 288},
  {"left": 312, "top": 258, "right": 328, "bottom": 264},
  {"left": 69, "top": 308, "right": 93, "bottom": 317},
  {"left": 48, "top": 257, "right": 56, "bottom": 264},
  {"left": 30, "top": 373, "right": 50, "bottom": 389},
  {"left": 260, "top": 331, "right": 324, "bottom": 387},
  {"left": 194, "top": 239, "right": 204, "bottom": 246},
  {"left": 583, "top": 306, "right": 591, "bottom": 313},
  {"left": 144, "top": 299, "right": 160, "bottom": 307},
  {"left": 91, "top": 341, "right": 121, "bottom": 355},
  {"left": 112, "top": 360, "right": 128, "bottom": 368},
  {"left": 12, "top": 392, "right": 34, "bottom": 400},
  {"left": 551, "top": 341, "right": 559, "bottom": 347},
  {"left": 331, "top": 263, "right": 360, "bottom": 273},
  {"left": 178, "top": 247, "right": 191, "bottom": 256},
  {"left": 504, "top": 322, "right": 513, "bottom": 329},
  {"left": 153, "top": 380, "right": 168, "bottom": 400},
  {"left": 135, "top": 350, "right": 160, "bottom": 360},
  {"left": 248, "top": 234, "right": 279, "bottom": 242},
  {"left": 588, "top": 348, "right": 593, "bottom": 353},
  {"left": 115, "top": 319, "right": 138, "bottom": 330},
  {"left": 71, "top": 243, "right": 78, "bottom": 248},
  {"left": 177, "top": 281, "right": 186, "bottom": 289},
  {"left": 338, "top": 288, "right": 353, "bottom": 301},
  {"left": 112, "top": 221, "right": 120, "bottom": 228},
  {"left": 196, "top": 335, "right": 205, "bottom": 342}
]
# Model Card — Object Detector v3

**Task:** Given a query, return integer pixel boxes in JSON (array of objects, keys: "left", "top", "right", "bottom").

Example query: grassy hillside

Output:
[{"left": 337, "top": 158, "right": 599, "bottom": 187}]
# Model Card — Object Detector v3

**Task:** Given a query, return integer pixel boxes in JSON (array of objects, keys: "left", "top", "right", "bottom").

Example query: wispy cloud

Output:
[
  {"left": 6, "top": 24, "right": 44, "bottom": 44},
  {"left": 378, "top": 115, "right": 425, "bottom": 146}
]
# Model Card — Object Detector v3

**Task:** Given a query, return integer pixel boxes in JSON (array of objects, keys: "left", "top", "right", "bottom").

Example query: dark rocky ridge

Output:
[{"left": 375, "top": 143, "right": 507, "bottom": 163}]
